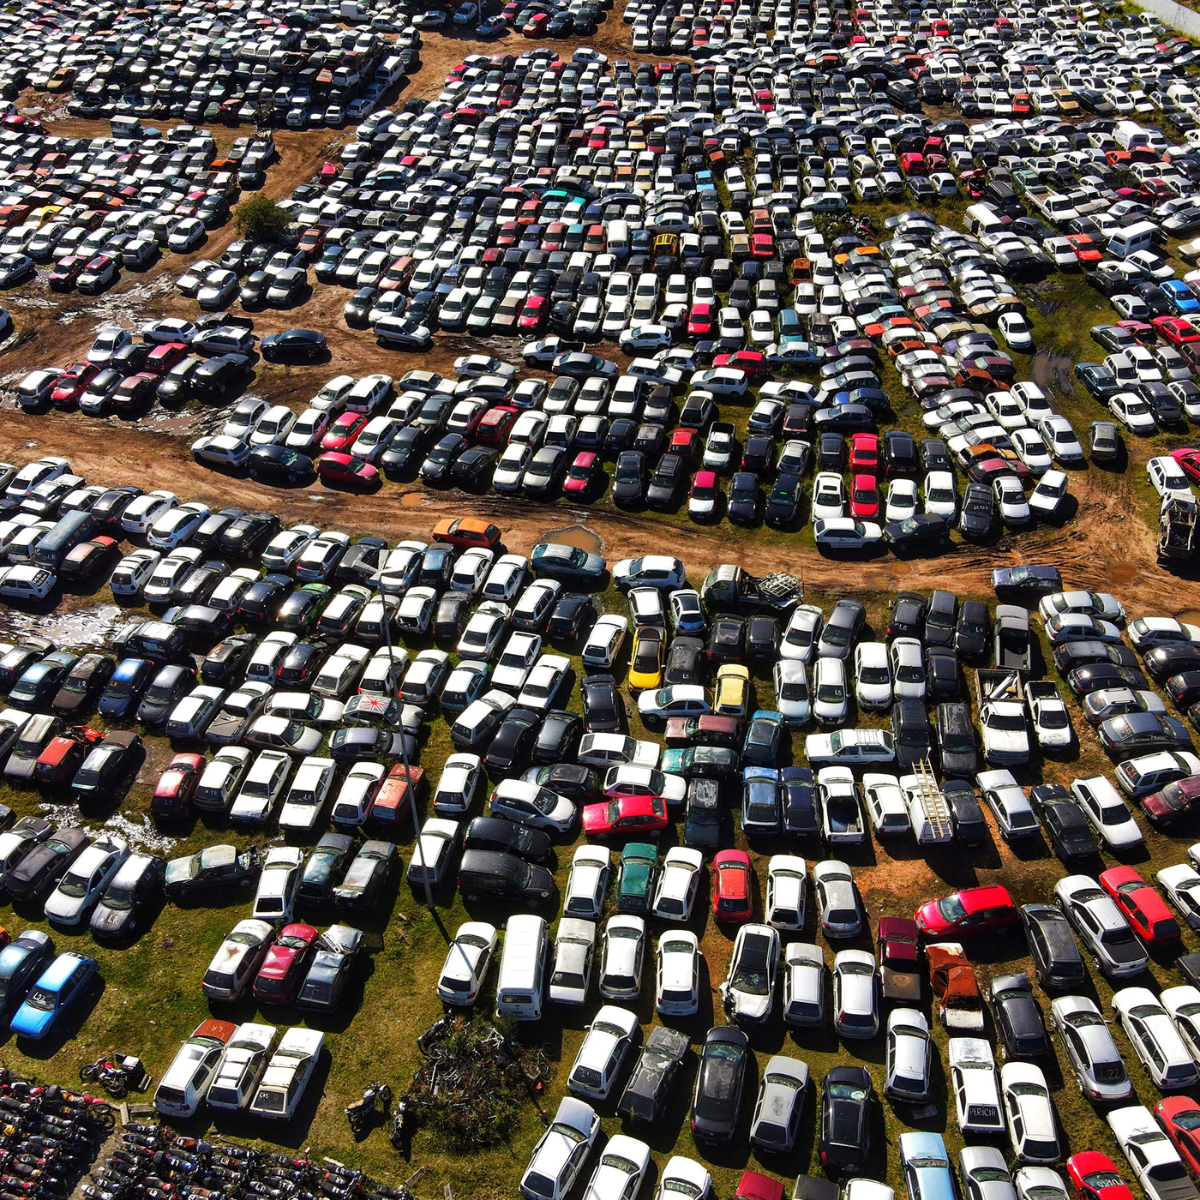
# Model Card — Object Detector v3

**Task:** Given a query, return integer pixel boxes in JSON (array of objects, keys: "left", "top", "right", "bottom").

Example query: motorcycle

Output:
[{"left": 344, "top": 1082, "right": 391, "bottom": 1137}]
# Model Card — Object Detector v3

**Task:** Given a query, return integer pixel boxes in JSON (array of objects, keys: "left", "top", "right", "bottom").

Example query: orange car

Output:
[{"left": 431, "top": 517, "right": 502, "bottom": 549}]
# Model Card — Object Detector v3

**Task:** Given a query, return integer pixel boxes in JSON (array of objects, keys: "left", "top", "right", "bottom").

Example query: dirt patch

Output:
[{"left": 539, "top": 522, "right": 605, "bottom": 553}]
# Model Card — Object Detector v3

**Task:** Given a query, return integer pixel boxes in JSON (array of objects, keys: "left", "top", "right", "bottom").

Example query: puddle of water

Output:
[
  {"left": 890, "top": 560, "right": 913, "bottom": 576},
  {"left": 1031, "top": 351, "right": 1075, "bottom": 398},
  {"left": 542, "top": 523, "right": 604, "bottom": 554},
  {"left": 1179, "top": 610, "right": 1200, "bottom": 626},
  {"left": 399, "top": 493, "right": 428, "bottom": 508},
  {"left": 0, "top": 604, "right": 129, "bottom": 650},
  {"left": 1109, "top": 563, "right": 1138, "bottom": 585}
]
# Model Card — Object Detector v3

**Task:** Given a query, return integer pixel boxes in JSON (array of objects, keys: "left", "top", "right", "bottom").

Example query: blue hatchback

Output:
[{"left": 11, "top": 951, "right": 98, "bottom": 1040}]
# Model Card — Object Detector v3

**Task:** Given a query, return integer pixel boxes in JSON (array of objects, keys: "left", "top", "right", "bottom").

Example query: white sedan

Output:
[{"left": 813, "top": 518, "right": 882, "bottom": 549}]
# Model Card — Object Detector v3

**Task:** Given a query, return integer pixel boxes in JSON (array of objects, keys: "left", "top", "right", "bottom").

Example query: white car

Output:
[
  {"left": 155, "top": 1022, "right": 229, "bottom": 1118},
  {"left": 889, "top": 638, "right": 926, "bottom": 700},
  {"left": 720, "top": 923, "right": 780, "bottom": 1026},
  {"left": 1001, "top": 1061, "right": 1061, "bottom": 1164},
  {"left": 251, "top": 847, "right": 304, "bottom": 924},
  {"left": 577, "top": 734, "right": 659, "bottom": 770},
  {"left": 651, "top": 847, "right": 703, "bottom": 922},
  {"left": 812, "top": 656, "right": 849, "bottom": 725},
  {"left": 854, "top": 641, "right": 893, "bottom": 709},
  {"left": 1110, "top": 393, "right": 1157, "bottom": 435},
  {"left": 654, "top": 1158, "right": 712, "bottom": 1200},
  {"left": 1038, "top": 591, "right": 1126, "bottom": 624},
  {"left": 833, "top": 949, "right": 879, "bottom": 1039},
  {"left": 1161, "top": 985, "right": 1200, "bottom": 1072},
  {"left": 774, "top": 660, "right": 811, "bottom": 725},
  {"left": 437, "top": 921, "right": 498, "bottom": 1007},
  {"left": 813, "top": 518, "right": 882, "bottom": 549},
  {"left": 433, "top": 753, "right": 483, "bottom": 816},
  {"left": 566, "top": 1004, "right": 637, "bottom": 1100},
  {"left": 886, "top": 479, "right": 919, "bottom": 521},
  {"left": 1069, "top": 775, "right": 1144, "bottom": 850},
  {"left": 451, "top": 547, "right": 494, "bottom": 594},
  {"left": 43, "top": 835, "right": 128, "bottom": 928},
  {"left": 749, "top": 1056, "right": 809, "bottom": 1152},
  {"left": 1129, "top": 616, "right": 1200, "bottom": 650},
  {"left": 765, "top": 855, "right": 806, "bottom": 930},
  {"left": 603, "top": 765, "right": 686, "bottom": 807},
  {"left": 493, "top": 632, "right": 542, "bottom": 691},
  {"left": 563, "top": 846, "right": 610, "bottom": 921},
  {"left": 206, "top": 1023, "right": 278, "bottom": 1112},
  {"left": 1013, "top": 427, "right": 1053, "bottom": 475},
  {"left": 1054, "top": 874, "right": 1149, "bottom": 980},
  {"left": 599, "top": 914, "right": 645, "bottom": 1001},
  {"left": 1024, "top": 684, "right": 1073, "bottom": 751},
  {"left": 1116, "top": 751, "right": 1200, "bottom": 799},
  {"left": 1029, "top": 471, "right": 1069, "bottom": 521},
  {"left": 230, "top": 750, "right": 292, "bottom": 825},
  {"left": 109, "top": 548, "right": 161, "bottom": 597},
  {"left": 811, "top": 472, "right": 847, "bottom": 520},
  {"left": 999, "top": 311, "right": 1033, "bottom": 350},
  {"left": 813, "top": 860, "right": 862, "bottom": 937},
  {"left": 489, "top": 780, "right": 575, "bottom": 833},
  {"left": 1148, "top": 455, "right": 1193, "bottom": 501},
  {"left": 862, "top": 772, "right": 911, "bottom": 836},
  {"left": 782, "top": 942, "right": 825, "bottom": 1028},
  {"left": 578, "top": 1135, "right": 649, "bottom": 1200},
  {"left": 949, "top": 1037, "right": 1005, "bottom": 1135},
  {"left": 655, "top": 930, "right": 700, "bottom": 1016},
  {"left": 549, "top": 918, "right": 596, "bottom": 1006},
  {"left": 781, "top": 604, "right": 823, "bottom": 662},
  {"left": 994, "top": 476, "right": 1031, "bottom": 526},
  {"left": 249, "top": 1028, "right": 324, "bottom": 1120},
  {"left": 1159, "top": 863, "right": 1200, "bottom": 930},
  {"left": 329, "top": 762, "right": 386, "bottom": 826},
  {"left": 808, "top": 729, "right": 894, "bottom": 767},
  {"left": 277, "top": 757, "right": 337, "bottom": 832},
  {"left": 518, "top": 1097, "right": 599, "bottom": 1200},
  {"left": 580, "top": 614, "right": 628, "bottom": 670},
  {"left": 1107, "top": 1105, "right": 1194, "bottom": 1200},
  {"left": 885, "top": 1008, "right": 931, "bottom": 1101},
  {"left": 1049, "top": 995, "right": 1132, "bottom": 1104},
  {"left": 1113, "top": 987, "right": 1198, "bottom": 1091}
]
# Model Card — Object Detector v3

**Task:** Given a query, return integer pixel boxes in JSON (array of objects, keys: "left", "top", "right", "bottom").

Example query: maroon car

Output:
[
  {"left": 1140, "top": 774, "right": 1200, "bottom": 830},
  {"left": 151, "top": 753, "right": 205, "bottom": 821}
]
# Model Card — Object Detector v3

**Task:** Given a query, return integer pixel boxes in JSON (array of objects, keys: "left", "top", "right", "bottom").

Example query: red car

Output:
[
  {"left": 145, "top": 342, "right": 188, "bottom": 374},
  {"left": 1066, "top": 234, "right": 1103, "bottom": 265},
  {"left": 733, "top": 1170, "right": 784, "bottom": 1200},
  {"left": 151, "top": 753, "right": 205, "bottom": 820},
  {"left": 475, "top": 406, "right": 519, "bottom": 445},
  {"left": 1140, "top": 774, "right": 1200, "bottom": 829},
  {"left": 252, "top": 923, "right": 319, "bottom": 1004},
  {"left": 50, "top": 362, "right": 98, "bottom": 408},
  {"left": 316, "top": 452, "right": 379, "bottom": 489},
  {"left": 1067, "top": 1152, "right": 1135, "bottom": 1200},
  {"left": 914, "top": 884, "right": 1017, "bottom": 937},
  {"left": 33, "top": 726, "right": 105, "bottom": 787},
  {"left": 1099, "top": 866, "right": 1180, "bottom": 943},
  {"left": 581, "top": 795, "right": 668, "bottom": 838},
  {"left": 518, "top": 294, "right": 548, "bottom": 330},
  {"left": 668, "top": 428, "right": 700, "bottom": 459},
  {"left": 1172, "top": 448, "right": 1200, "bottom": 485},
  {"left": 750, "top": 232, "right": 774, "bottom": 258},
  {"left": 320, "top": 412, "right": 368, "bottom": 452},
  {"left": 1155, "top": 316, "right": 1200, "bottom": 346},
  {"left": 713, "top": 350, "right": 767, "bottom": 376},
  {"left": 688, "top": 303, "right": 714, "bottom": 336},
  {"left": 712, "top": 849, "right": 753, "bottom": 922},
  {"left": 562, "top": 451, "right": 599, "bottom": 497},
  {"left": 849, "top": 432, "right": 879, "bottom": 472},
  {"left": 850, "top": 474, "right": 879, "bottom": 519},
  {"left": 371, "top": 764, "right": 425, "bottom": 826},
  {"left": 1156, "top": 1097, "right": 1200, "bottom": 1176}
]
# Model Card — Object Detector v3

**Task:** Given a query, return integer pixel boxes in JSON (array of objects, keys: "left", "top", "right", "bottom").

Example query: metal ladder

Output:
[{"left": 913, "top": 757, "right": 954, "bottom": 844}]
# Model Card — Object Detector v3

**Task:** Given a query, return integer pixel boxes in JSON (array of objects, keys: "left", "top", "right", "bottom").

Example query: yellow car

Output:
[
  {"left": 628, "top": 625, "right": 666, "bottom": 690},
  {"left": 714, "top": 664, "right": 752, "bottom": 717}
]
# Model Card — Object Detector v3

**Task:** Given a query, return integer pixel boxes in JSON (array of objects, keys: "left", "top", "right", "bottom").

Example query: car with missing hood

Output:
[{"left": 296, "top": 925, "right": 363, "bottom": 1012}]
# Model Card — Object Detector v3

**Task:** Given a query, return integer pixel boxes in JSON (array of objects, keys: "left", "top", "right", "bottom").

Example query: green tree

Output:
[{"left": 234, "top": 195, "right": 289, "bottom": 243}]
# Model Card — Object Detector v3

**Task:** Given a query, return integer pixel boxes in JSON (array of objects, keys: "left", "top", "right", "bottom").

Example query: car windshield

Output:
[
  {"left": 937, "top": 895, "right": 967, "bottom": 922},
  {"left": 23, "top": 986, "right": 56, "bottom": 1012},
  {"left": 828, "top": 1080, "right": 867, "bottom": 1101}
]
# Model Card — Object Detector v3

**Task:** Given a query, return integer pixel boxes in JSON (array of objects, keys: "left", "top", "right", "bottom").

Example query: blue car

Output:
[
  {"left": 1163, "top": 280, "right": 1200, "bottom": 316},
  {"left": 11, "top": 950, "right": 98, "bottom": 1040},
  {"left": 0, "top": 931, "right": 54, "bottom": 1020},
  {"left": 898, "top": 1131, "right": 955, "bottom": 1200}
]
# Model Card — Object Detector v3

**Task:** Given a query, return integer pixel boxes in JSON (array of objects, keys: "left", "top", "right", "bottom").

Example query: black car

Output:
[
  {"left": 89, "top": 852, "right": 164, "bottom": 939},
  {"left": 452, "top": 447, "right": 498, "bottom": 492},
  {"left": 891, "top": 700, "right": 931, "bottom": 770},
  {"left": 920, "top": 438, "right": 952, "bottom": 473},
  {"left": 1030, "top": 785, "right": 1098, "bottom": 861},
  {"left": 817, "top": 433, "right": 845, "bottom": 470},
  {"left": 420, "top": 434, "right": 467, "bottom": 485},
  {"left": 10, "top": 652, "right": 77, "bottom": 709},
  {"left": 741, "top": 435, "right": 775, "bottom": 474},
  {"left": 888, "top": 593, "right": 926, "bottom": 641},
  {"left": 611, "top": 451, "right": 647, "bottom": 507},
  {"left": 332, "top": 840, "right": 396, "bottom": 910},
  {"left": 7, "top": 827, "right": 89, "bottom": 903},
  {"left": 924, "top": 590, "right": 957, "bottom": 647},
  {"left": 136, "top": 664, "right": 197, "bottom": 728},
  {"left": 764, "top": 472, "right": 801, "bottom": 527},
  {"left": 944, "top": 780, "right": 988, "bottom": 846},
  {"left": 1055, "top": 641, "right": 1138, "bottom": 675},
  {"left": 1020, "top": 903, "right": 1087, "bottom": 990},
  {"left": 329, "top": 727, "right": 417, "bottom": 764},
  {"left": 434, "top": 593, "right": 471, "bottom": 641},
  {"left": 820, "top": 1066, "right": 873, "bottom": 1174},
  {"left": 926, "top": 647, "right": 960, "bottom": 701},
  {"left": 238, "top": 573, "right": 293, "bottom": 623},
  {"left": 708, "top": 617, "right": 745, "bottom": 662},
  {"left": 691, "top": 1026, "right": 749, "bottom": 1143},
  {"left": 547, "top": 594, "right": 594, "bottom": 641},
  {"left": 745, "top": 616, "right": 778, "bottom": 660},
  {"left": 684, "top": 778, "right": 721, "bottom": 849},
  {"left": 1067, "top": 663, "right": 1150, "bottom": 698},
  {"left": 523, "top": 764, "right": 599, "bottom": 805},
  {"left": 381, "top": 426, "right": 430, "bottom": 480},
  {"left": 457, "top": 848, "right": 554, "bottom": 904},
  {"left": 90, "top": 486, "right": 141, "bottom": 529},
  {"left": 987, "top": 972, "right": 1050, "bottom": 1058},
  {"left": 992, "top": 564, "right": 1062, "bottom": 600},
  {"left": 335, "top": 536, "right": 389, "bottom": 585},
  {"left": 0, "top": 930, "right": 55, "bottom": 1018},
  {"left": 581, "top": 674, "right": 623, "bottom": 732},
  {"left": 523, "top": 447, "right": 567, "bottom": 501},
  {"left": 72, "top": 731, "right": 142, "bottom": 803},
  {"left": 464, "top": 817, "right": 553, "bottom": 863},
  {"left": 484, "top": 709, "right": 540, "bottom": 774},
  {"left": 296, "top": 924, "right": 362, "bottom": 1012},
  {"left": 200, "top": 634, "right": 256, "bottom": 688},
  {"left": 0, "top": 641, "right": 53, "bottom": 692},
  {"left": 1167, "top": 670, "right": 1200, "bottom": 709},
  {"left": 343, "top": 286, "right": 377, "bottom": 327},
  {"left": 885, "top": 513, "right": 950, "bottom": 549},
  {"left": 726, "top": 472, "right": 760, "bottom": 525},
  {"left": 616, "top": 1025, "right": 690, "bottom": 1124},
  {"left": 164, "top": 844, "right": 260, "bottom": 902},
  {"left": 1144, "top": 644, "right": 1200, "bottom": 684},
  {"left": 783, "top": 767, "right": 819, "bottom": 837},
  {"left": 818, "top": 600, "right": 866, "bottom": 659},
  {"left": 219, "top": 513, "right": 281, "bottom": 560},
  {"left": 955, "top": 600, "right": 990, "bottom": 659},
  {"left": 260, "top": 329, "right": 326, "bottom": 363},
  {"left": 883, "top": 430, "right": 918, "bottom": 474},
  {"left": 959, "top": 482, "right": 996, "bottom": 539},
  {"left": 297, "top": 832, "right": 355, "bottom": 906},
  {"left": 50, "top": 654, "right": 115, "bottom": 718},
  {"left": 646, "top": 454, "right": 686, "bottom": 508},
  {"left": 935, "top": 702, "right": 978, "bottom": 777},
  {"left": 665, "top": 637, "right": 705, "bottom": 686},
  {"left": 533, "top": 710, "right": 580, "bottom": 764},
  {"left": 247, "top": 445, "right": 313, "bottom": 486}
]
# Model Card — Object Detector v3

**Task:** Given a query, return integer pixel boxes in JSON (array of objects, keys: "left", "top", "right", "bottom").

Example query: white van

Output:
[
  {"left": 607, "top": 219, "right": 630, "bottom": 259},
  {"left": 964, "top": 202, "right": 1006, "bottom": 236},
  {"left": 1107, "top": 220, "right": 1161, "bottom": 260},
  {"left": 496, "top": 914, "right": 548, "bottom": 1021}
]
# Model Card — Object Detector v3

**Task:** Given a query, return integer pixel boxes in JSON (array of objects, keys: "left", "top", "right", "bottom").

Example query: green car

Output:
[
  {"left": 616, "top": 843, "right": 658, "bottom": 914},
  {"left": 660, "top": 745, "right": 741, "bottom": 781}
]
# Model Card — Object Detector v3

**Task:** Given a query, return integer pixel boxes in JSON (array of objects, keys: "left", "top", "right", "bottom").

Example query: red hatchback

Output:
[
  {"left": 581, "top": 795, "right": 668, "bottom": 838},
  {"left": 1156, "top": 1097, "right": 1200, "bottom": 1176},
  {"left": 850, "top": 474, "right": 879, "bottom": 519},
  {"left": 849, "top": 432, "right": 879, "bottom": 472},
  {"left": 914, "top": 884, "right": 1017, "bottom": 938},
  {"left": 562, "top": 451, "right": 599, "bottom": 497},
  {"left": 1172, "top": 448, "right": 1200, "bottom": 485},
  {"left": 321, "top": 411, "right": 368, "bottom": 452},
  {"left": 1067, "top": 1152, "right": 1135, "bottom": 1200},
  {"left": 317, "top": 452, "right": 379, "bottom": 489},
  {"left": 475, "top": 406, "right": 519, "bottom": 445},
  {"left": 253, "top": 923, "right": 318, "bottom": 1005},
  {"left": 1100, "top": 866, "right": 1180, "bottom": 943},
  {"left": 713, "top": 849, "right": 754, "bottom": 922},
  {"left": 151, "top": 753, "right": 204, "bottom": 820},
  {"left": 688, "top": 303, "right": 714, "bottom": 336},
  {"left": 51, "top": 362, "right": 98, "bottom": 408},
  {"left": 1140, "top": 774, "right": 1200, "bottom": 829}
]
